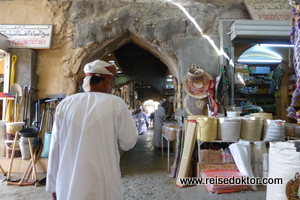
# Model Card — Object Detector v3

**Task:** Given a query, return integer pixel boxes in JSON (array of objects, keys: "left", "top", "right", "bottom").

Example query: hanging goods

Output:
[
  {"left": 5, "top": 55, "right": 17, "bottom": 122},
  {"left": 183, "top": 95, "right": 207, "bottom": 116},
  {"left": 20, "top": 85, "right": 37, "bottom": 128},
  {"left": 206, "top": 80, "right": 218, "bottom": 116},
  {"left": 183, "top": 64, "right": 213, "bottom": 99},
  {"left": 215, "top": 63, "right": 230, "bottom": 113},
  {"left": 215, "top": 64, "right": 223, "bottom": 102},
  {"left": 10, "top": 83, "right": 22, "bottom": 122},
  {"left": 41, "top": 99, "right": 56, "bottom": 158}
]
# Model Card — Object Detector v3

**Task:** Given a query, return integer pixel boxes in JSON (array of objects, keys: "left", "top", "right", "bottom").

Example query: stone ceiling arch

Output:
[{"left": 77, "top": 31, "right": 179, "bottom": 93}]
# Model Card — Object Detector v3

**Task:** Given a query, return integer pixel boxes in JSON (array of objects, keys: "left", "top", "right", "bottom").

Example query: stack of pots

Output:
[{"left": 5, "top": 122, "right": 24, "bottom": 158}]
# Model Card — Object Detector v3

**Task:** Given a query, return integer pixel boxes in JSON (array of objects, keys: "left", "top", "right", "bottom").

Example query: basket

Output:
[
  {"left": 196, "top": 116, "right": 217, "bottom": 141},
  {"left": 240, "top": 116, "right": 263, "bottom": 141},
  {"left": 218, "top": 118, "right": 241, "bottom": 141}
]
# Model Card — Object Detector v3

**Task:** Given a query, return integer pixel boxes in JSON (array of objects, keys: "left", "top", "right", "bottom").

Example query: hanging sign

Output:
[
  {"left": 0, "top": 24, "right": 53, "bottom": 49},
  {"left": 243, "top": 0, "right": 293, "bottom": 20}
]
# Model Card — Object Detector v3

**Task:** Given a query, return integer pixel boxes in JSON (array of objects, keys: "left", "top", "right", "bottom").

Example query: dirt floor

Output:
[{"left": 0, "top": 127, "right": 267, "bottom": 200}]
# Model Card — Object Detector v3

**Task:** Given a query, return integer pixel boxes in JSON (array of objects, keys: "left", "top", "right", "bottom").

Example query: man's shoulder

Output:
[{"left": 62, "top": 92, "right": 124, "bottom": 104}]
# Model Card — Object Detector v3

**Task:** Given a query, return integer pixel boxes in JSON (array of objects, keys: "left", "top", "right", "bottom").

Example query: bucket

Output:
[
  {"left": 6, "top": 122, "right": 25, "bottom": 140},
  {"left": 240, "top": 116, "right": 263, "bottom": 141},
  {"left": 18, "top": 128, "right": 38, "bottom": 159},
  {"left": 218, "top": 118, "right": 241, "bottom": 141},
  {"left": 19, "top": 136, "right": 37, "bottom": 159},
  {"left": 0, "top": 120, "right": 7, "bottom": 157},
  {"left": 5, "top": 140, "right": 21, "bottom": 158},
  {"left": 196, "top": 116, "right": 217, "bottom": 141}
]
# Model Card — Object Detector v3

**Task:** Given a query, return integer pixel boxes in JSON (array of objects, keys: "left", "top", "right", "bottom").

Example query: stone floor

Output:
[{"left": 0, "top": 127, "right": 267, "bottom": 199}]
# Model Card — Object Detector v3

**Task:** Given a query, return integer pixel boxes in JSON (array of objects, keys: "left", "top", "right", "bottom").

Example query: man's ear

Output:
[{"left": 103, "top": 77, "right": 110, "bottom": 87}]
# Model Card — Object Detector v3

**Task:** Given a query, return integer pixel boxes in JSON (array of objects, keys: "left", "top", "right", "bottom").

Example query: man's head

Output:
[
  {"left": 82, "top": 60, "right": 117, "bottom": 93},
  {"left": 160, "top": 99, "right": 166, "bottom": 105}
]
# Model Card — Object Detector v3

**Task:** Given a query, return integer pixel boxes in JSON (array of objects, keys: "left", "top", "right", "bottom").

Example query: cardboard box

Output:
[
  {"left": 198, "top": 150, "right": 221, "bottom": 164},
  {"left": 196, "top": 163, "right": 238, "bottom": 178}
]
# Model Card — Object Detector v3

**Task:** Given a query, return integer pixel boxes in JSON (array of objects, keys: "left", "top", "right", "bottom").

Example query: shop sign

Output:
[
  {"left": 243, "top": 0, "right": 293, "bottom": 20},
  {"left": 0, "top": 24, "right": 53, "bottom": 49}
]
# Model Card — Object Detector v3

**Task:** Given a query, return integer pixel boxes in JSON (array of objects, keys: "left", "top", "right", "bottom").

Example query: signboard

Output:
[
  {"left": 0, "top": 33, "right": 8, "bottom": 51},
  {"left": 0, "top": 24, "right": 53, "bottom": 49},
  {"left": 243, "top": 0, "right": 293, "bottom": 20}
]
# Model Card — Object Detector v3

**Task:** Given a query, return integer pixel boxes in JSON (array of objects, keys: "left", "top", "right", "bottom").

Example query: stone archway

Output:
[{"left": 76, "top": 31, "right": 179, "bottom": 92}]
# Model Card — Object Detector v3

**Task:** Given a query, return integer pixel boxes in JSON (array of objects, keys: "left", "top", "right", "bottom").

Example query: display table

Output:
[
  {"left": 161, "top": 134, "right": 173, "bottom": 171},
  {"left": 161, "top": 126, "right": 183, "bottom": 171}
]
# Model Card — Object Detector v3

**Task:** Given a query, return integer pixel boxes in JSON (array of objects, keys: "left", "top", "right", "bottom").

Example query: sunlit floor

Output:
[{"left": 120, "top": 127, "right": 267, "bottom": 200}]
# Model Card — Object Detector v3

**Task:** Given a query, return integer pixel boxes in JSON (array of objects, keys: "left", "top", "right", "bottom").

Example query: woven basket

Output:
[
  {"left": 250, "top": 113, "right": 273, "bottom": 139},
  {"left": 240, "top": 116, "right": 263, "bottom": 141},
  {"left": 196, "top": 116, "right": 217, "bottom": 141},
  {"left": 218, "top": 117, "right": 241, "bottom": 141}
]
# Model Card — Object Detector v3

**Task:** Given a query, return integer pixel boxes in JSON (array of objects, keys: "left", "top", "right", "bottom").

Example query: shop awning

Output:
[
  {"left": 229, "top": 20, "right": 291, "bottom": 43},
  {"left": 0, "top": 33, "right": 8, "bottom": 52}
]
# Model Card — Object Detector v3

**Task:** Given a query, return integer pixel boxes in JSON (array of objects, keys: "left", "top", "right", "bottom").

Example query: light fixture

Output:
[
  {"left": 260, "top": 44, "right": 294, "bottom": 47},
  {"left": 237, "top": 59, "right": 282, "bottom": 63}
]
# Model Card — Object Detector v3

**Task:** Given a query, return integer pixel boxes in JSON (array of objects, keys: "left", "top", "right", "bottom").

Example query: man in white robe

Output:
[
  {"left": 137, "top": 108, "right": 148, "bottom": 135},
  {"left": 46, "top": 60, "right": 137, "bottom": 200},
  {"left": 152, "top": 99, "right": 167, "bottom": 148}
]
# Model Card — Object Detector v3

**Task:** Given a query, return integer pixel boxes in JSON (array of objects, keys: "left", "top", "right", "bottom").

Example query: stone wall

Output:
[{"left": 0, "top": 0, "right": 249, "bottom": 98}]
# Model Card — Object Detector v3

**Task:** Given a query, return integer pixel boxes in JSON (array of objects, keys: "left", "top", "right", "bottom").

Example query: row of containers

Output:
[
  {"left": 187, "top": 113, "right": 291, "bottom": 142},
  {"left": 0, "top": 121, "right": 42, "bottom": 159}
]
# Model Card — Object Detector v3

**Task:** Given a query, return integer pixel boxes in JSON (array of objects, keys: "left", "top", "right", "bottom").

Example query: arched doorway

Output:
[{"left": 76, "top": 32, "right": 179, "bottom": 112}]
